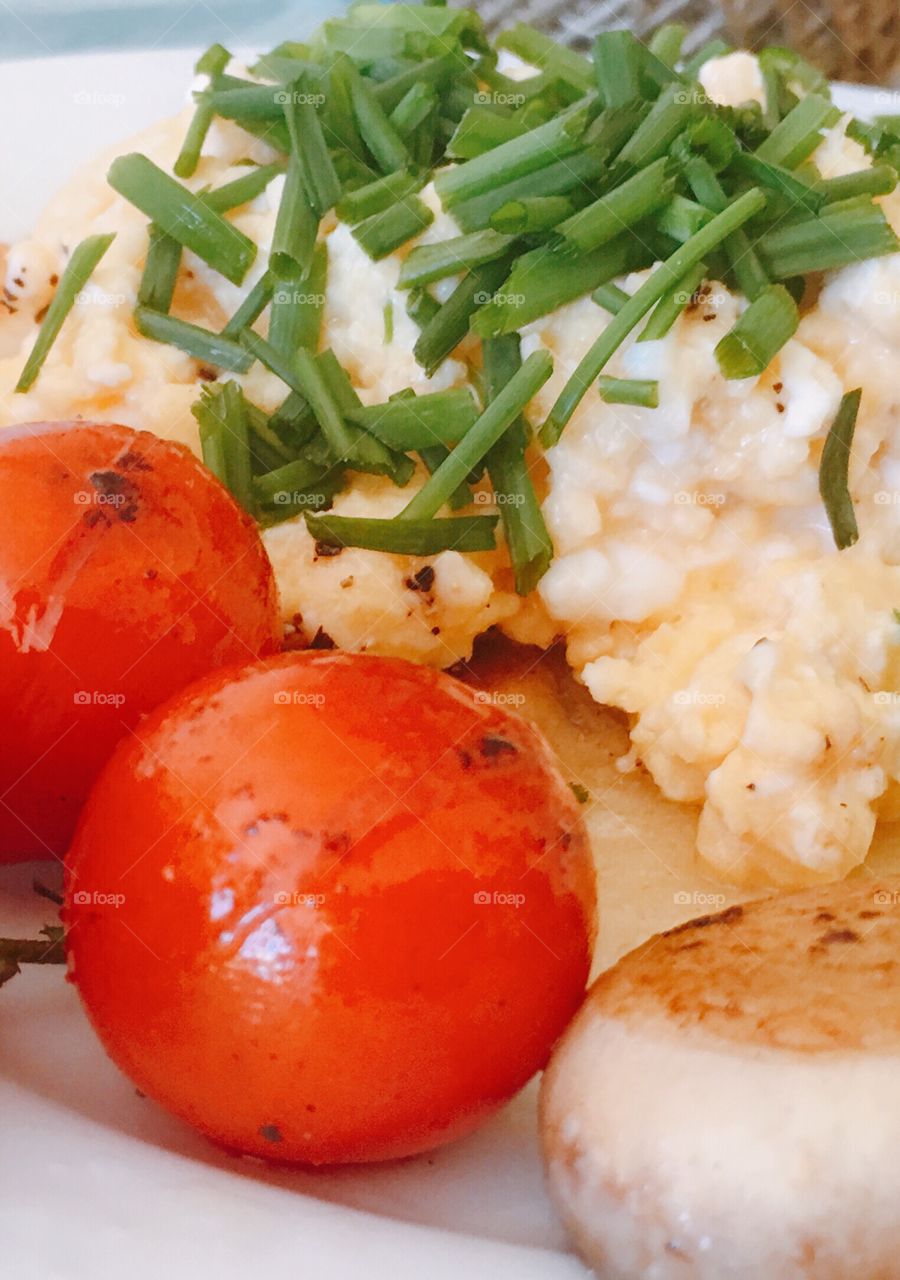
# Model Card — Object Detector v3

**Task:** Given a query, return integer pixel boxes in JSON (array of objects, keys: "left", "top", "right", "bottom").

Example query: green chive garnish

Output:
[
  {"left": 283, "top": 74, "right": 341, "bottom": 217},
  {"left": 191, "top": 380, "right": 254, "bottom": 513},
  {"left": 482, "top": 335, "right": 553, "bottom": 595},
  {"left": 598, "top": 376, "right": 660, "bottom": 406},
  {"left": 414, "top": 257, "right": 513, "bottom": 377},
  {"left": 16, "top": 233, "right": 115, "bottom": 392},
  {"left": 542, "top": 187, "right": 766, "bottom": 443},
  {"left": 637, "top": 261, "right": 706, "bottom": 341},
  {"left": 336, "top": 169, "right": 424, "bottom": 222},
  {"left": 108, "top": 154, "right": 256, "bottom": 285},
  {"left": 351, "top": 195, "right": 433, "bottom": 260},
  {"left": 174, "top": 43, "right": 231, "bottom": 179},
  {"left": 592, "top": 282, "right": 630, "bottom": 314},
  {"left": 337, "top": 54, "right": 410, "bottom": 174},
  {"left": 135, "top": 307, "right": 253, "bottom": 372},
  {"left": 401, "top": 350, "right": 553, "bottom": 519},
  {"left": 489, "top": 196, "right": 574, "bottom": 235},
  {"left": 270, "top": 153, "right": 317, "bottom": 280},
  {"left": 435, "top": 98, "right": 593, "bottom": 209},
  {"left": 347, "top": 387, "right": 480, "bottom": 449},
  {"left": 819, "top": 388, "right": 862, "bottom": 550},
  {"left": 137, "top": 225, "right": 181, "bottom": 313},
  {"left": 557, "top": 156, "right": 674, "bottom": 252},
  {"left": 400, "top": 229, "right": 515, "bottom": 288},
  {"left": 755, "top": 93, "right": 837, "bottom": 168},
  {"left": 220, "top": 270, "right": 275, "bottom": 340},
  {"left": 203, "top": 163, "right": 285, "bottom": 214},
  {"left": 305, "top": 512, "right": 499, "bottom": 555},
  {"left": 759, "top": 198, "right": 899, "bottom": 279},
  {"left": 714, "top": 283, "right": 799, "bottom": 379}
]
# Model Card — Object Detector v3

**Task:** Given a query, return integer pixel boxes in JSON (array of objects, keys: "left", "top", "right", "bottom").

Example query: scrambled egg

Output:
[{"left": 2, "top": 53, "right": 900, "bottom": 888}]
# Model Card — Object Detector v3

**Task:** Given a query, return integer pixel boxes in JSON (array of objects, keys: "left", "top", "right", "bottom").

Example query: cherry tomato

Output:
[
  {"left": 0, "top": 421, "right": 280, "bottom": 860},
  {"left": 66, "top": 652, "right": 596, "bottom": 1165}
]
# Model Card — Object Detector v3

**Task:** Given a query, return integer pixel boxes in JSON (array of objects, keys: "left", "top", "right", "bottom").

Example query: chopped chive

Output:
[
  {"left": 254, "top": 457, "right": 331, "bottom": 502},
  {"left": 174, "top": 43, "right": 230, "bottom": 178},
  {"left": 755, "top": 93, "right": 837, "bottom": 168},
  {"left": 647, "top": 23, "right": 686, "bottom": 68},
  {"left": 315, "top": 350, "right": 415, "bottom": 485},
  {"left": 306, "top": 512, "right": 499, "bottom": 554},
  {"left": 351, "top": 195, "right": 433, "bottom": 259},
  {"left": 191, "top": 380, "right": 254, "bottom": 513},
  {"left": 451, "top": 148, "right": 605, "bottom": 233},
  {"left": 390, "top": 82, "right": 436, "bottom": 137},
  {"left": 108, "top": 154, "right": 256, "bottom": 285},
  {"left": 447, "top": 107, "right": 527, "bottom": 160},
  {"left": 472, "top": 233, "right": 652, "bottom": 337},
  {"left": 383, "top": 300, "right": 394, "bottom": 344},
  {"left": 203, "top": 162, "right": 285, "bottom": 213},
  {"left": 714, "top": 283, "right": 799, "bottom": 379},
  {"left": 243, "top": 331, "right": 354, "bottom": 456},
  {"left": 434, "top": 98, "right": 593, "bottom": 209},
  {"left": 401, "top": 351, "right": 553, "bottom": 519},
  {"left": 655, "top": 194, "right": 712, "bottom": 243},
  {"left": 482, "top": 335, "right": 553, "bottom": 595},
  {"left": 418, "top": 444, "right": 471, "bottom": 511},
  {"left": 542, "top": 187, "right": 766, "bottom": 443},
  {"left": 489, "top": 195, "right": 574, "bottom": 234},
  {"left": 759, "top": 198, "right": 899, "bottom": 278},
  {"left": 406, "top": 287, "right": 440, "bottom": 331},
  {"left": 598, "top": 376, "right": 659, "bottom": 406},
  {"left": 135, "top": 306, "right": 253, "bottom": 372},
  {"left": 815, "top": 164, "right": 898, "bottom": 203},
  {"left": 616, "top": 82, "right": 699, "bottom": 169},
  {"left": 16, "top": 233, "right": 115, "bottom": 392},
  {"left": 637, "top": 261, "right": 706, "bottom": 341},
  {"left": 414, "top": 256, "right": 513, "bottom": 376},
  {"left": 346, "top": 387, "right": 480, "bottom": 448},
  {"left": 593, "top": 31, "right": 643, "bottom": 108},
  {"left": 497, "top": 23, "right": 594, "bottom": 93},
  {"left": 283, "top": 74, "right": 341, "bottom": 217},
  {"left": 269, "top": 389, "right": 317, "bottom": 445},
  {"left": 137, "top": 225, "right": 181, "bottom": 313},
  {"left": 335, "top": 168, "right": 424, "bottom": 222},
  {"left": 592, "top": 281, "right": 630, "bottom": 313},
  {"left": 271, "top": 152, "right": 318, "bottom": 280},
  {"left": 733, "top": 152, "right": 823, "bottom": 214},
  {"left": 337, "top": 54, "right": 410, "bottom": 173},
  {"left": 557, "top": 156, "right": 673, "bottom": 252},
  {"left": 819, "top": 388, "right": 861, "bottom": 550},
  {"left": 220, "top": 270, "right": 275, "bottom": 340},
  {"left": 288, "top": 241, "right": 328, "bottom": 351},
  {"left": 255, "top": 457, "right": 341, "bottom": 516},
  {"left": 679, "top": 151, "right": 770, "bottom": 299},
  {"left": 399, "top": 229, "right": 514, "bottom": 288}
]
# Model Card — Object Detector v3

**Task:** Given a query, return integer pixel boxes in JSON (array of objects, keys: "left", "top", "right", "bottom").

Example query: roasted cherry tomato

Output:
[
  {"left": 66, "top": 652, "right": 596, "bottom": 1165},
  {"left": 0, "top": 421, "right": 280, "bottom": 860}
]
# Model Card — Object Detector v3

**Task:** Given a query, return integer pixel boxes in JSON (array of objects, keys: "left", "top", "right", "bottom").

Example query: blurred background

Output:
[{"left": 1, "top": 0, "right": 898, "bottom": 81}]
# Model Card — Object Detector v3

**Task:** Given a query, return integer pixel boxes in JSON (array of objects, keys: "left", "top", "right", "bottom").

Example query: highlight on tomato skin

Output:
[
  {"left": 0, "top": 420, "right": 281, "bottom": 863},
  {"left": 65, "top": 651, "right": 597, "bottom": 1167}
]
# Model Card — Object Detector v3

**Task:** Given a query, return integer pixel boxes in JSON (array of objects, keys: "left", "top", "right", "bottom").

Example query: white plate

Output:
[{"left": 0, "top": 48, "right": 884, "bottom": 1280}]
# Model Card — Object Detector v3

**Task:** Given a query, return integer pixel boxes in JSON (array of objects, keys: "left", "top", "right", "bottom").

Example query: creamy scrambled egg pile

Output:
[{"left": 3, "top": 53, "right": 900, "bottom": 889}]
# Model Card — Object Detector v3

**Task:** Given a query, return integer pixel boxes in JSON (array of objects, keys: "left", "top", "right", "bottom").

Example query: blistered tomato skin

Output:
[
  {"left": 0, "top": 421, "right": 280, "bottom": 861},
  {"left": 66, "top": 652, "right": 596, "bottom": 1166}
]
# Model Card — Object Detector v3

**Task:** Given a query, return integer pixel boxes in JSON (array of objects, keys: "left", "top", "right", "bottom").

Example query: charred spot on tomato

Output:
[
  {"left": 480, "top": 734, "right": 518, "bottom": 762},
  {"left": 88, "top": 469, "right": 141, "bottom": 523},
  {"left": 456, "top": 747, "right": 473, "bottom": 770},
  {"left": 258, "top": 1123, "right": 283, "bottom": 1143}
]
